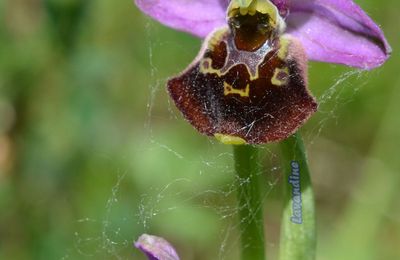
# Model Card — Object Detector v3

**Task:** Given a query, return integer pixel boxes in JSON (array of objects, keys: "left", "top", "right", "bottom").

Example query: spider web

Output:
[{"left": 65, "top": 19, "right": 372, "bottom": 260}]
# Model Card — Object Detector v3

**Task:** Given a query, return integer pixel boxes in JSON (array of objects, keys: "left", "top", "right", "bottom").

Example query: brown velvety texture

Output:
[{"left": 168, "top": 27, "right": 317, "bottom": 144}]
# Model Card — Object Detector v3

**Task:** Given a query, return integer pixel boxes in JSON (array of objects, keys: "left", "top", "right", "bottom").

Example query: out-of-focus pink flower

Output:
[{"left": 135, "top": 234, "right": 180, "bottom": 260}]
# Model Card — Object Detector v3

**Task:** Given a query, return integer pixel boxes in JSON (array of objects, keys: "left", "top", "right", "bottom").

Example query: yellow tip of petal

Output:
[
  {"left": 228, "top": 0, "right": 280, "bottom": 28},
  {"left": 214, "top": 133, "right": 247, "bottom": 145}
]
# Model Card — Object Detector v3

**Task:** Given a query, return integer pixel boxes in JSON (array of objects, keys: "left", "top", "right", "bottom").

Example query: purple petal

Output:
[
  {"left": 135, "top": 234, "right": 180, "bottom": 260},
  {"left": 134, "top": 0, "right": 228, "bottom": 38},
  {"left": 287, "top": 0, "right": 391, "bottom": 69},
  {"left": 134, "top": 0, "right": 290, "bottom": 37}
]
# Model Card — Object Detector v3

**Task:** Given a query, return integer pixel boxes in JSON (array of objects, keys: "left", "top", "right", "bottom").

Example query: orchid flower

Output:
[
  {"left": 134, "top": 0, "right": 390, "bottom": 144},
  {"left": 132, "top": 1, "right": 390, "bottom": 259}
]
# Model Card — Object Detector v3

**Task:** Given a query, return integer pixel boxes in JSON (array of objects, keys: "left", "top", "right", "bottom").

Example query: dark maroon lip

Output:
[{"left": 167, "top": 26, "right": 316, "bottom": 144}]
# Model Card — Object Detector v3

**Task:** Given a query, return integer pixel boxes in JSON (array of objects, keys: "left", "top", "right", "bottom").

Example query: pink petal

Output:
[
  {"left": 287, "top": 0, "right": 391, "bottom": 69},
  {"left": 134, "top": 0, "right": 229, "bottom": 38},
  {"left": 134, "top": 0, "right": 390, "bottom": 69},
  {"left": 134, "top": 0, "right": 291, "bottom": 37}
]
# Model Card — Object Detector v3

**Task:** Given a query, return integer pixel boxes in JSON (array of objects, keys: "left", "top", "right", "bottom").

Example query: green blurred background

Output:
[{"left": 0, "top": 0, "right": 398, "bottom": 259}]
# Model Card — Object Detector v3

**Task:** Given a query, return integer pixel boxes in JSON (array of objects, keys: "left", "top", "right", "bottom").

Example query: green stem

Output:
[
  {"left": 279, "top": 132, "right": 316, "bottom": 260},
  {"left": 233, "top": 145, "right": 266, "bottom": 260}
]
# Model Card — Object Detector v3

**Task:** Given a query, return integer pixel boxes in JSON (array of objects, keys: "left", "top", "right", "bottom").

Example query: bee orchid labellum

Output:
[{"left": 168, "top": 0, "right": 317, "bottom": 144}]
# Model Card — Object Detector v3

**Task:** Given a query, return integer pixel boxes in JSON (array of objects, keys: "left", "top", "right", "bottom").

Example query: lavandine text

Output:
[{"left": 289, "top": 161, "right": 302, "bottom": 224}]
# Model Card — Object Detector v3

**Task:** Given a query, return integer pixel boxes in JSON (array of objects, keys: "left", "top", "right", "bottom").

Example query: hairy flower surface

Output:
[{"left": 134, "top": 0, "right": 390, "bottom": 144}]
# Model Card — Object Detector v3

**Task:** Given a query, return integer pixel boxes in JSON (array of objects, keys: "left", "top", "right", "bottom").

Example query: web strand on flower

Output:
[{"left": 67, "top": 17, "right": 373, "bottom": 260}]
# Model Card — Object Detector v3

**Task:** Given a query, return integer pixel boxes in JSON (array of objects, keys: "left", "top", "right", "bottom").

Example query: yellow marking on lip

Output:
[
  {"left": 278, "top": 37, "right": 289, "bottom": 60},
  {"left": 200, "top": 57, "right": 260, "bottom": 81},
  {"left": 200, "top": 58, "right": 222, "bottom": 75},
  {"left": 215, "top": 133, "right": 247, "bottom": 145},
  {"left": 207, "top": 28, "right": 227, "bottom": 51},
  {"left": 228, "top": 0, "right": 279, "bottom": 28},
  {"left": 224, "top": 82, "right": 250, "bottom": 97},
  {"left": 271, "top": 67, "right": 289, "bottom": 86}
]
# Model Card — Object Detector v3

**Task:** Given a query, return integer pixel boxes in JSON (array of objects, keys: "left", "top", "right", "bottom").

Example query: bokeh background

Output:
[{"left": 0, "top": 0, "right": 398, "bottom": 259}]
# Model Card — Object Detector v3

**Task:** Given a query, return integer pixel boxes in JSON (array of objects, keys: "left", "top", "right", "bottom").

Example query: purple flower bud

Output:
[{"left": 135, "top": 234, "right": 180, "bottom": 260}]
